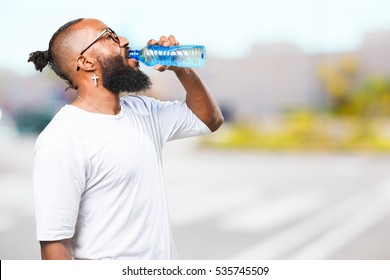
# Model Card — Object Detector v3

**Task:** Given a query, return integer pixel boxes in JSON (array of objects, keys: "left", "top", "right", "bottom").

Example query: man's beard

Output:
[{"left": 97, "top": 54, "right": 151, "bottom": 95}]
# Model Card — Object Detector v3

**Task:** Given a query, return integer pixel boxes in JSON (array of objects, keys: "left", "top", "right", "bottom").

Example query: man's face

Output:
[{"left": 75, "top": 19, "right": 152, "bottom": 94}]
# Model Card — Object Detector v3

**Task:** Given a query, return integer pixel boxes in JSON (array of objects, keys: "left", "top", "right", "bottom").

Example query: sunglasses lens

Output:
[{"left": 108, "top": 28, "right": 119, "bottom": 43}]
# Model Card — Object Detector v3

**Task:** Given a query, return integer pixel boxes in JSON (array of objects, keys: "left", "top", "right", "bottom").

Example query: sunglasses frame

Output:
[{"left": 79, "top": 27, "right": 119, "bottom": 55}]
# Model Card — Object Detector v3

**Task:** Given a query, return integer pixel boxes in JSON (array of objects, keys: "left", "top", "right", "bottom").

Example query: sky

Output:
[{"left": 2, "top": 0, "right": 390, "bottom": 75}]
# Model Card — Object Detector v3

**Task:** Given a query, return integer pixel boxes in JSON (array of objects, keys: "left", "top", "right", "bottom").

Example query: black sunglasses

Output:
[{"left": 80, "top": 27, "right": 120, "bottom": 55}]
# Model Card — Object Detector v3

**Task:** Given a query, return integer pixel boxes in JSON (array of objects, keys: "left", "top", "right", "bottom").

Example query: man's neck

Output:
[{"left": 72, "top": 86, "right": 121, "bottom": 115}]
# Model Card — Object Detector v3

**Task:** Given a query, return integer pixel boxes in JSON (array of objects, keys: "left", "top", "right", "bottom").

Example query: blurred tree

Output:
[{"left": 318, "top": 55, "right": 390, "bottom": 118}]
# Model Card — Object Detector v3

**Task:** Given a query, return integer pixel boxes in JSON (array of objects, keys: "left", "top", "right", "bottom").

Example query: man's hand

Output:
[
  {"left": 40, "top": 239, "right": 72, "bottom": 260},
  {"left": 146, "top": 35, "right": 181, "bottom": 72}
]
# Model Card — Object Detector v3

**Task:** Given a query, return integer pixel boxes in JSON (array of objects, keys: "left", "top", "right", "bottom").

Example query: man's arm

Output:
[
  {"left": 40, "top": 239, "right": 72, "bottom": 260},
  {"left": 175, "top": 67, "right": 224, "bottom": 132},
  {"left": 148, "top": 36, "right": 224, "bottom": 132}
]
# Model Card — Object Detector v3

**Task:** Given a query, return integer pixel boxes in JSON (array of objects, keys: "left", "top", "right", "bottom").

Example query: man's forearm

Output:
[
  {"left": 175, "top": 68, "right": 224, "bottom": 132},
  {"left": 40, "top": 239, "right": 72, "bottom": 260}
]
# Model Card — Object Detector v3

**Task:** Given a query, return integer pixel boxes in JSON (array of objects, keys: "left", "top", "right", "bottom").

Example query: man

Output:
[{"left": 28, "top": 18, "right": 223, "bottom": 260}]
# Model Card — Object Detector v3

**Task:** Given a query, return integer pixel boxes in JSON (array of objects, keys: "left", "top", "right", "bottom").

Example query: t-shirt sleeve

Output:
[
  {"left": 146, "top": 97, "right": 212, "bottom": 143},
  {"left": 33, "top": 144, "right": 86, "bottom": 241}
]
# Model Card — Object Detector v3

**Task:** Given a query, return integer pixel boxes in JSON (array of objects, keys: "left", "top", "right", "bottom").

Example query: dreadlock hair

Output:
[{"left": 28, "top": 18, "right": 84, "bottom": 89}]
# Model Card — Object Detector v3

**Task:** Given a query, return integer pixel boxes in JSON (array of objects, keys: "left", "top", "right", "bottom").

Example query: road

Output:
[{"left": 1, "top": 134, "right": 390, "bottom": 259}]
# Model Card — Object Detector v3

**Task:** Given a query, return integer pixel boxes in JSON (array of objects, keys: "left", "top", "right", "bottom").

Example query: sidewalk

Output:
[
  {"left": 1, "top": 135, "right": 390, "bottom": 259},
  {"left": 0, "top": 134, "right": 40, "bottom": 259}
]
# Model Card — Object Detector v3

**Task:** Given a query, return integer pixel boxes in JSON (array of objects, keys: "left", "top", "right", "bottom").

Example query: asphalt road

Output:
[{"left": 1, "top": 134, "right": 390, "bottom": 260}]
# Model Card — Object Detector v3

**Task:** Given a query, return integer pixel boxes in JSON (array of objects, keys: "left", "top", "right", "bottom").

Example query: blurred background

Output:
[{"left": 1, "top": 0, "right": 390, "bottom": 259}]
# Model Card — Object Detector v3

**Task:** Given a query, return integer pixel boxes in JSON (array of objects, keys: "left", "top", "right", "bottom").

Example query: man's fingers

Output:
[
  {"left": 157, "top": 36, "right": 169, "bottom": 47},
  {"left": 147, "top": 39, "right": 157, "bottom": 45},
  {"left": 149, "top": 36, "right": 179, "bottom": 47},
  {"left": 154, "top": 64, "right": 167, "bottom": 72},
  {"left": 168, "top": 35, "right": 179, "bottom": 46}
]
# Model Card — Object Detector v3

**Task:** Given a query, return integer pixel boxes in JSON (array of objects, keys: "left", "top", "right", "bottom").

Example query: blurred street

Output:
[{"left": 1, "top": 134, "right": 390, "bottom": 260}]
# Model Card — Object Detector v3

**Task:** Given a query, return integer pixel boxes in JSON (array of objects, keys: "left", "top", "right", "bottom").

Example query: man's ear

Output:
[{"left": 76, "top": 55, "right": 95, "bottom": 71}]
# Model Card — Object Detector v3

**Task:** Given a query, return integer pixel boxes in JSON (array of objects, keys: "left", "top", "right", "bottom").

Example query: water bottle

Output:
[{"left": 128, "top": 45, "right": 206, "bottom": 67}]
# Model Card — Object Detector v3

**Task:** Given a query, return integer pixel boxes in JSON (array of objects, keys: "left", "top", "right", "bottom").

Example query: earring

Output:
[{"left": 92, "top": 70, "right": 98, "bottom": 86}]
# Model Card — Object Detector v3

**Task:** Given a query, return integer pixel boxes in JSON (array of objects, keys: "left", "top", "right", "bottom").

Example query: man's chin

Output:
[
  {"left": 98, "top": 54, "right": 151, "bottom": 94},
  {"left": 129, "top": 59, "right": 140, "bottom": 70},
  {"left": 102, "top": 73, "right": 152, "bottom": 94}
]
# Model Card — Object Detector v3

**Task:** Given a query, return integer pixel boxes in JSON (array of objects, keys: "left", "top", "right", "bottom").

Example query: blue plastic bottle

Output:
[{"left": 128, "top": 45, "right": 206, "bottom": 67}]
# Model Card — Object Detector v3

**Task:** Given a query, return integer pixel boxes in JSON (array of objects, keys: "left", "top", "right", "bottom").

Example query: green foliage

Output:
[
  {"left": 319, "top": 55, "right": 390, "bottom": 117},
  {"left": 203, "top": 114, "right": 390, "bottom": 152}
]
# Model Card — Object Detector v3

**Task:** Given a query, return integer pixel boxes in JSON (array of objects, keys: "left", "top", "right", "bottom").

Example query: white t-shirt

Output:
[{"left": 33, "top": 95, "right": 210, "bottom": 260}]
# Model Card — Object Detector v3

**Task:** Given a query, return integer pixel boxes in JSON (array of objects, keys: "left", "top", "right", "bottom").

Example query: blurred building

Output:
[{"left": 359, "top": 30, "right": 390, "bottom": 77}]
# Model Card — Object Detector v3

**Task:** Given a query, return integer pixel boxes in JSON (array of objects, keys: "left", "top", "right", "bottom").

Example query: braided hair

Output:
[{"left": 28, "top": 18, "right": 84, "bottom": 89}]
